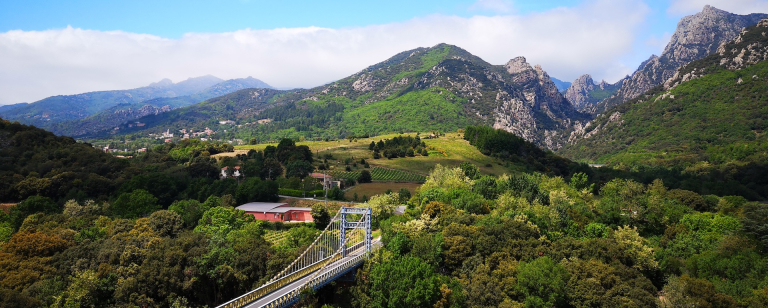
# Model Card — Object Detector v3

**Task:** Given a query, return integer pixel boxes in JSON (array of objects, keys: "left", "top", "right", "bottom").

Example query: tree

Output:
[
  {"left": 169, "top": 199, "right": 211, "bottom": 229},
  {"left": 358, "top": 170, "right": 372, "bottom": 183},
  {"left": 459, "top": 162, "right": 480, "bottom": 180},
  {"left": 365, "top": 193, "right": 400, "bottom": 226},
  {"left": 261, "top": 158, "right": 283, "bottom": 180},
  {"left": 398, "top": 188, "right": 412, "bottom": 203},
  {"left": 285, "top": 160, "right": 313, "bottom": 179},
  {"left": 368, "top": 255, "right": 443, "bottom": 308},
  {"left": 110, "top": 189, "right": 160, "bottom": 219},
  {"left": 148, "top": 210, "right": 184, "bottom": 237},
  {"left": 422, "top": 164, "right": 474, "bottom": 192},
  {"left": 9, "top": 195, "right": 58, "bottom": 230},
  {"left": 741, "top": 202, "right": 768, "bottom": 250},
  {"left": 516, "top": 257, "right": 569, "bottom": 308},
  {"left": 236, "top": 177, "right": 279, "bottom": 204},
  {"left": 311, "top": 204, "right": 331, "bottom": 230}
]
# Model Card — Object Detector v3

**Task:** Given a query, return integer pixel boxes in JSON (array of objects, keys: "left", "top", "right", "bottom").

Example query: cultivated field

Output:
[{"left": 234, "top": 131, "right": 514, "bottom": 178}]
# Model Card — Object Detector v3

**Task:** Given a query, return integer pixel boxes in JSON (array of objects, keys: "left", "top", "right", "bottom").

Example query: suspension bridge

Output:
[{"left": 217, "top": 207, "right": 377, "bottom": 308}]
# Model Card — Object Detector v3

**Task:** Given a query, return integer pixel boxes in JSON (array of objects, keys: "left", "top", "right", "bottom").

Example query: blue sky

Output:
[
  {"left": 1, "top": 0, "right": 673, "bottom": 39},
  {"left": 1, "top": 0, "right": 767, "bottom": 105}
]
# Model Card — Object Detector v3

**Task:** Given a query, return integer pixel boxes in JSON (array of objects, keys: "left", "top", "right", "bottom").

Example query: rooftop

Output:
[{"left": 236, "top": 202, "right": 310, "bottom": 213}]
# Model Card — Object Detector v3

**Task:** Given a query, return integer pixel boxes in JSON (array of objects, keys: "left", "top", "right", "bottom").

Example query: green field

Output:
[
  {"left": 331, "top": 167, "right": 426, "bottom": 183},
  {"left": 235, "top": 132, "right": 514, "bottom": 180}
]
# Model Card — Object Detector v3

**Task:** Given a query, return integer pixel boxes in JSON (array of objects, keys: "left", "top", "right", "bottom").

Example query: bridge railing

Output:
[
  {"left": 215, "top": 253, "right": 343, "bottom": 308},
  {"left": 261, "top": 253, "right": 369, "bottom": 308},
  {"left": 216, "top": 207, "right": 372, "bottom": 308}
]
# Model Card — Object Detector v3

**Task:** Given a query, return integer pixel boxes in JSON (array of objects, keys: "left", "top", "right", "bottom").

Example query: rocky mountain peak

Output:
[
  {"left": 665, "top": 18, "right": 768, "bottom": 89},
  {"left": 564, "top": 74, "right": 596, "bottom": 109},
  {"left": 587, "top": 6, "right": 768, "bottom": 115},
  {"left": 504, "top": 56, "right": 533, "bottom": 75},
  {"left": 149, "top": 78, "right": 173, "bottom": 88}
]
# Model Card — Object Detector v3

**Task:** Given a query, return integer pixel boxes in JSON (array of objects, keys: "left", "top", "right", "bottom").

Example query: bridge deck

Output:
[{"left": 242, "top": 238, "right": 379, "bottom": 308}]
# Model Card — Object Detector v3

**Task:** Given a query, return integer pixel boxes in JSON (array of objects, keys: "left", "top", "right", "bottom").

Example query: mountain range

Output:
[
  {"left": 0, "top": 75, "right": 272, "bottom": 134},
  {"left": 92, "top": 44, "right": 588, "bottom": 149},
  {"left": 1, "top": 5, "right": 764, "bottom": 159}
]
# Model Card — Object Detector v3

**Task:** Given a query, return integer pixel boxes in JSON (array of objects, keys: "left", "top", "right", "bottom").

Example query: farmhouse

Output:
[
  {"left": 236, "top": 202, "right": 313, "bottom": 222},
  {"left": 310, "top": 172, "right": 342, "bottom": 190}
]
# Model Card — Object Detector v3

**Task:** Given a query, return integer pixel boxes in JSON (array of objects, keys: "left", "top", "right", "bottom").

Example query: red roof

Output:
[{"left": 310, "top": 173, "right": 329, "bottom": 178}]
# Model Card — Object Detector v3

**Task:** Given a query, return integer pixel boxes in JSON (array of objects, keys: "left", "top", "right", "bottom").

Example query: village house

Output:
[{"left": 236, "top": 202, "right": 312, "bottom": 222}]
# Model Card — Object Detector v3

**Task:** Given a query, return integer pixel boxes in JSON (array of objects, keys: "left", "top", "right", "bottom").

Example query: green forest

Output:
[{"left": 3, "top": 117, "right": 768, "bottom": 307}]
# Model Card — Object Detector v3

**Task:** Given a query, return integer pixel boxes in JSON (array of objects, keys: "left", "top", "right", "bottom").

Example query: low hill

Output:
[{"left": 0, "top": 117, "right": 128, "bottom": 203}]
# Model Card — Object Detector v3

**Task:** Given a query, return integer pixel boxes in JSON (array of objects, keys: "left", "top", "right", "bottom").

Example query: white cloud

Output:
[
  {"left": 668, "top": 0, "right": 768, "bottom": 15},
  {"left": 644, "top": 32, "right": 672, "bottom": 54},
  {"left": 0, "top": 0, "right": 650, "bottom": 105},
  {"left": 468, "top": 0, "right": 515, "bottom": 13}
]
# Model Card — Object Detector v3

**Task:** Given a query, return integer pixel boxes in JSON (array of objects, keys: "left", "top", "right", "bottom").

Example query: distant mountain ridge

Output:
[
  {"left": 0, "top": 75, "right": 273, "bottom": 131},
  {"left": 586, "top": 5, "right": 768, "bottom": 114},
  {"left": 50, "top": 76, "right": 273, "bottom": 137}
]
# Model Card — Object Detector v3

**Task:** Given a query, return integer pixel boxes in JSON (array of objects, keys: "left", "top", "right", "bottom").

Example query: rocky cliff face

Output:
[
  {"left": 587, "top": 5, "right": 768, "bottom": 114},
  {"left": 564, "top": 74, "right": 625, "bottom": 110},
  {"left": 665, "top": 18, "right": 768, "bottom": 90},
  {"left": 564, "top": 74, "right": 596, "bottom": 109},
  {"left": 292, "top": 45, "right": 586, "bottom": 149}
]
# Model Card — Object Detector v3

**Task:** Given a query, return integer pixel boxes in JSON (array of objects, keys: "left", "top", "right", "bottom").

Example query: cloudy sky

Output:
[{"left": 1, "top": 0, "right": 768, "bottom": 106}]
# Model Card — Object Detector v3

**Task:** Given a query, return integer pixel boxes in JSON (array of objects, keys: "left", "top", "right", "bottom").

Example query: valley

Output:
[{"left": 2, "top": 4, "right": 768, "bottom": 308}]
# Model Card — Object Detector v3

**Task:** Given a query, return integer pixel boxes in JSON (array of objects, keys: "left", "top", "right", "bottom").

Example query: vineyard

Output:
[
  {"left": 330, "top": 167, "right": 426, "bottom": 183},
  {"left": 264, "top": 230, "right": 290, "bottom": 246}
]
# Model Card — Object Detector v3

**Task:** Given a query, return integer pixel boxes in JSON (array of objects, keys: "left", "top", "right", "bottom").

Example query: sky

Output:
[{"left": 1, "top": 0, "right": 768, "bottom": 105}]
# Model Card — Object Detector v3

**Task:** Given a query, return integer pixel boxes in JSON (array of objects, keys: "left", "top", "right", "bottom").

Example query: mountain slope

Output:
[
  {"left": 0, "top": 75, "right": 225, "bottom": 128},
  {"left": 98, "top": 44, "right": 586, "bottom": 149},
  {"left": 50, "top": 77, "right": 273, "bottom": 137},
  {"left": 587, "top": 5, "right": 767, "bottom": 115},
  {"left": 560, "top": 19, "right": 768, "bottom": 198}
]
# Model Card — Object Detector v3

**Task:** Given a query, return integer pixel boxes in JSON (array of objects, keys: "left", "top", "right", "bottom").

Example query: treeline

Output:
[
  {"left": 464, "top": 125, "right": 588, "bottom": 177},
  {"left": 310, "top": 164, "right": 768, "bottom": 307},
  {"left": 369, "top": 135, "right": 429, "bottom": 159},
  {"left": 0, "top": 118, "right": 129, "bottom": 203}
]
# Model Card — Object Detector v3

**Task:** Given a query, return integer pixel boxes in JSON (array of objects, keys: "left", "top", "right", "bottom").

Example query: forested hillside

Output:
[{"left": 307, "top": 164, "right": 768, "bottom": 308}]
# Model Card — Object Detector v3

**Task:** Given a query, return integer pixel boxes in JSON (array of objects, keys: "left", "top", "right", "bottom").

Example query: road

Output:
[{"left": 242, "top": 238, "right": 380, "bottom": 308}]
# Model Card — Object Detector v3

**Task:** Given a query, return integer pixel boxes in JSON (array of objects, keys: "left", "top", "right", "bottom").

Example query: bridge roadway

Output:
[{"left": 243, "top": 239, "right": 380, "bottom": 308}]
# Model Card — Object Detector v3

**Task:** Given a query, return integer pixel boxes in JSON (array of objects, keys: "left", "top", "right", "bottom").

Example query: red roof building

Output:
[{"left": 236, "top": 202, "right": 313, "bottom": 222}]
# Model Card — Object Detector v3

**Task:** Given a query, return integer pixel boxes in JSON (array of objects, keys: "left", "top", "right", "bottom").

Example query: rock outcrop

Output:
[{"left": 587, "top": 5, "right": 768, "bottom": 115}]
